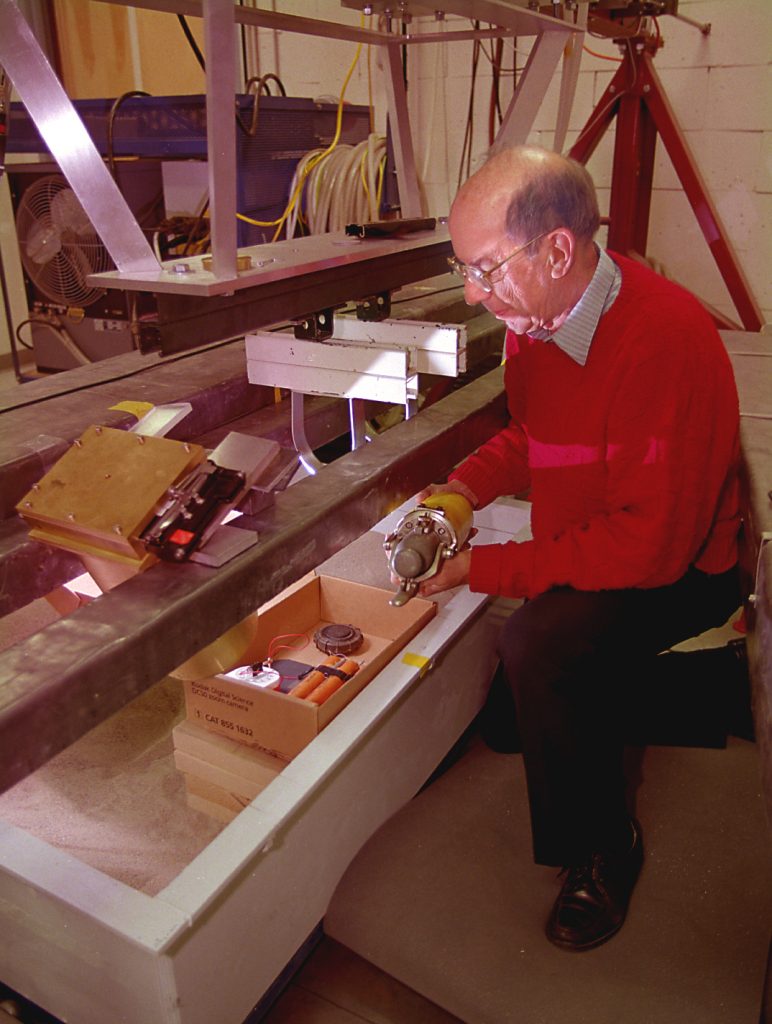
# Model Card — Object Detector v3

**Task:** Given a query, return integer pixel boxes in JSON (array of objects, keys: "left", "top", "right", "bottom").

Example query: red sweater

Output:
[{"left": 450, "top": 253, "right": 741, "bottom": 600}]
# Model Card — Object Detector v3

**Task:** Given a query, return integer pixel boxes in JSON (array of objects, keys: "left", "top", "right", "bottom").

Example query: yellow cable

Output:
[
  {"left": 375, "top": 154, "right": 386, "bottom": 209},
  {"left": 239, "top": 15, "right": 369, "bottom": 238},
  {"left": 270, "top": 42, "right": 362, "bottom": 241},
  {"left": 239, "top": 25, "right": 371, "bottom": 237}
]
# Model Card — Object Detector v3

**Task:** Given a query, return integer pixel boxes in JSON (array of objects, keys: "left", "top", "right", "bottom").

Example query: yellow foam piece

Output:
[
  {"left": 109, "top": 400, "right": 155, "bottom": 419},
  {"left": 402, "top": 651, "right": 431, "bottom": 677}
]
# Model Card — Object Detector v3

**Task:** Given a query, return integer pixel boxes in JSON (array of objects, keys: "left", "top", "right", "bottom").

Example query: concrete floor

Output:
[{"left": 260, "top": 733, "right": 770, "bottom": 1024}]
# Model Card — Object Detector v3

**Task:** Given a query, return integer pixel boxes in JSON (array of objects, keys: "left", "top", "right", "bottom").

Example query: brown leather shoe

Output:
[{"left": 546, "top": 820, "right": 644, "bottom": 951}]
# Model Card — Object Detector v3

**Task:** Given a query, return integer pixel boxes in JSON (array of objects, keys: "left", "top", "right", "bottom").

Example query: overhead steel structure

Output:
[{"left": 0, "top": 0, "right": 585, "bottom": 350}]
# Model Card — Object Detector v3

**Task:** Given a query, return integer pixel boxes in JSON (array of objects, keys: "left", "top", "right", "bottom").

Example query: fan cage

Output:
[{"left": 15, "top": 175, "right": 113, "bottom": 308}]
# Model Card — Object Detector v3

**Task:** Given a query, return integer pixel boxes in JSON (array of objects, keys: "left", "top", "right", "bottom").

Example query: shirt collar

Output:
[{"left": 527, "top": 248, "right": 621, "bottom": 365}]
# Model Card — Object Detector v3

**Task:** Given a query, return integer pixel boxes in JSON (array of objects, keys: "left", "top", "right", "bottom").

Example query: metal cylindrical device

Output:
[{"left": 384, "top": 492, "right": 473, "bottom": 605}]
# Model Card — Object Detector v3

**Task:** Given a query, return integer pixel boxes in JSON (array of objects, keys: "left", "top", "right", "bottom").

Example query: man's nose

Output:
[{"left": 463, "top": 277, "right": 489, "bottom": 305}]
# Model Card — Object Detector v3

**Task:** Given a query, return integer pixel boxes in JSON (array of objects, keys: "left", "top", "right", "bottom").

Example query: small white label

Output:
[
  {"left": 94, "top": 319, "right": 126, "bottom": 333},
  {"left": 223, "top": 665, "right": 280, "bottom": 689}
]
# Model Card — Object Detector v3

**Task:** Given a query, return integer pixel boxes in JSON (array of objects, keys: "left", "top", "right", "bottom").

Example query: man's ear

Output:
[{"left": 546, "top": 229, "right": 574, "bottom": 277}]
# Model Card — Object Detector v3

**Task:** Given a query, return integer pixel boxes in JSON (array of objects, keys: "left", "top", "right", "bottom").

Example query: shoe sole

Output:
[{"left": 546, "top": 917, "right": 625, "bottom": 952}]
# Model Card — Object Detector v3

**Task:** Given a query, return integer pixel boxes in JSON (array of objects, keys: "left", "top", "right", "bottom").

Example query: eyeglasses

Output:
[{"left": 447, "top": 231, "right": 549, "bottom": 294}]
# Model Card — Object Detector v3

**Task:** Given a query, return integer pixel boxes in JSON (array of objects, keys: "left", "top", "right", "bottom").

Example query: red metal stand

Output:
[{"left": 569, "top": 36, "right": 762, "bottom": 332}]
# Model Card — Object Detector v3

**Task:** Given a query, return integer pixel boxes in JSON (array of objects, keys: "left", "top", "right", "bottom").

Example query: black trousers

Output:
[{"left": 496, "top": 565, "right": 741, "bottom": 867}]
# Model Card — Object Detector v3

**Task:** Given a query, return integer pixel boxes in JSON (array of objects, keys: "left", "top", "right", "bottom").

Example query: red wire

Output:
[
  {"left": 262, "top": 632, "right": 311, "bottom": 690},
  {"left": 267, "top": 632, "right": 309, "bottom": 662},
  {"left": 583, "top": 44, "right": 623, "bottom": 62}
]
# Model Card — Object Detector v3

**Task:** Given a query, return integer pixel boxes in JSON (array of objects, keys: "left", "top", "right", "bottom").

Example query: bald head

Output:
[{"left": 451, "top": 146, "right": 600, "bottom": 248}]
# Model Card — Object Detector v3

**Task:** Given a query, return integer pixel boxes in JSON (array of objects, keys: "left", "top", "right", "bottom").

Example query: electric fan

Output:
[{"left": 14, "top": 174, "right": 113, "bottom": 308}]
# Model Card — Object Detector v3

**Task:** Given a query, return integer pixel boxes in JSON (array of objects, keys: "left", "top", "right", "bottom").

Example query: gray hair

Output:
[{"left": 504, "top": 152, "right": 600, "bottom": 245}]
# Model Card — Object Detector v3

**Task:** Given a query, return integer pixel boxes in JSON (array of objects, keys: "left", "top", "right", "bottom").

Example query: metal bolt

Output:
[
  {"left": 67, "top": 512, "right": 75, "bottom": 521},
  {"left": 94, "top": 426, "right": 102, "bottom": 435},
  {"left": 113, "top": 524, "right": 123, "bottom": 534},
  {"left": 32, "top": 482, "right": 40, "bottom": 491},
  {"left": 104, "top": 473, "right": 111, "bottom": 479},
  {"left": 24, "top": 500, "right": 32, "bottom": 508}
]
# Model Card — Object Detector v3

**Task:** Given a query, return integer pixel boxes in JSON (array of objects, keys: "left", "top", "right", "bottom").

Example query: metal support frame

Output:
[
  {"left": 203, "top": 0, "right": 238, "bottom": 279},
  {"left": 0, "top": 0, "right": 578, "bottom": 300},
  {"left": 569, "top": 35, "right": 763, "bottom": 332},
  {"left": 554, "top": 2, "right": 588, "bottom": 153},
  {"left": 291, "top": 390, "right": 325, "bottom": 472},
  {"left": 495, "top": 26, "right": 569, "bottom": 149},
  {"left": 380, "top": 39, "right": 422, "bottom": 219}
]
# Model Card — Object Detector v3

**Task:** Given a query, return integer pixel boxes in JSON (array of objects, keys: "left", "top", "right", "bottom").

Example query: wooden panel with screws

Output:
[{"left": 15, "top": 425, "right": 206, "bottom": 564}]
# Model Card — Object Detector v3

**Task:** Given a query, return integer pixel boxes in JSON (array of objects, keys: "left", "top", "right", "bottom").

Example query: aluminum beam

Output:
[
  {"left": 203, "top": 0, "right": 238, "bottom": 280},
  {"left": 96, "top": 0, "right": 569, "bottom": 43},
  {"left": 554, "top": 2, "right": 587, "bottom": 153},
  {"left": 90, "top": 228, "right": 452, "bottom": 296},
  {"left": 0, "top": 367, "right": 507, "bottom": 793},
  {"left": 495, "top": 27, "right": 568, "bottom": 149},
  {"left": 381, "top": 41, "right": 422, "bottom": 219},
  {"left": 141, "top": 233, "right": 453, "bottom": 353}
]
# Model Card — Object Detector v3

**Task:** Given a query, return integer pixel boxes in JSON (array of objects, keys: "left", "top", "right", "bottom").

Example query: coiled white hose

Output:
[{"left": 285, "top": 133, "right": 387, "bottom": 238}]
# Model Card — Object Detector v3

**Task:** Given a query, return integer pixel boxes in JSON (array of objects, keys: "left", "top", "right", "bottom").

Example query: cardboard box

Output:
[
  {"left": 183, "top": 574, "right": 436, "bottom": 759},
  {"left": 183, "top": 774, "right": 245, "bottom": 824},
  {"left": 173, "top": 719, "right": 288, "bottom": 791},
  {"left": 173, "top": 720, "right": 288, "bottom": 823}
]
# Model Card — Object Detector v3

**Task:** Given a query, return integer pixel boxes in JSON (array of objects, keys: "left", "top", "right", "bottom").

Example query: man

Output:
[{"left": 416, "top": 145, "right": 741, "bottom": 951}]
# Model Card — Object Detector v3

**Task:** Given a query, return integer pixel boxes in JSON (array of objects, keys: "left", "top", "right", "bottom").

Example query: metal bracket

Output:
[
  {"left": 293, "top": 308, "right": 335, "bottom": 341},
  {"left": 356, "top": 292, "right": 392, "bottom": 322},
  {"left": 248, "top": 318, "right": 468, "bottom": 464}
]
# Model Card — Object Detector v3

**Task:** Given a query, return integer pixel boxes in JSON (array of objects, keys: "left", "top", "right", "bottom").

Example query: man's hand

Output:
[
  {"left": 415, "top": 478, "right": 479, "bottom": 507},
  {"left": 417, "top": 547, "right": 472, "bottom": 598}
]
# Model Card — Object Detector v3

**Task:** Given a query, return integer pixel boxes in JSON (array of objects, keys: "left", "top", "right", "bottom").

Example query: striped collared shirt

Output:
[{"left": 527, "top": 248, "right": 621, "bottom": 365}]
